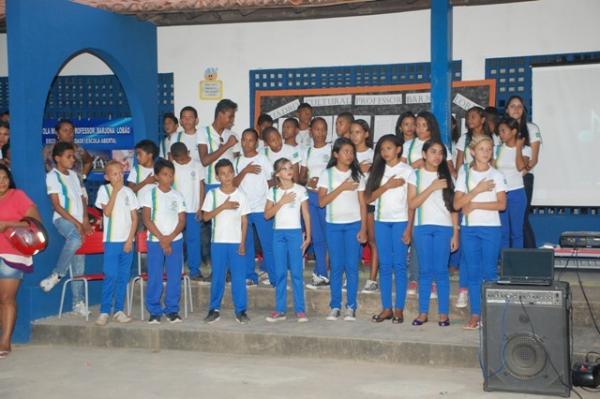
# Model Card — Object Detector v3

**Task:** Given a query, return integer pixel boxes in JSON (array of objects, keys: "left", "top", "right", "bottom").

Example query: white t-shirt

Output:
[
  {"left": 168, "top": 130, "right": 201, "bottom": 162},
  {"left": 528, "top": 122, "right": 542, "bottom": 144},
  {"left": 403, "top": 138, "right": 451, "bottom": 166},
  {"left": 302, "top": 144, "right": 332, "bottom": 183},
  {"left": 140, "top": 186, "right": 186, "bottom": 242},
  {"left": 407, "top": 169, "right": 452, "bottom": 227},
  {"left": 262, "top": 144, "right": 303, "bottom": 167},
  {"left": 173, "top": 160, "right": 205, "bottom": 213},
  {"left": 234, "top": 153, "right": 273, "bottom": 213},
  {"left": 127, "top": 164, "right": 154, "bottom": 185},
  {"left": 95, "top": 185, "right": 139, "bottom": 242},
  {"left": 46, "top": 168, "right": 85, "bottom": 223},
  {"left": 494, "top": 144, "right": 531, "bottom": 191},
  {"left": 297, "top": 129, "right": 312, "bottom": 148},
  {"left": 197, "top": 125, "right": 240, "bottom": 185},
  {"left": 201, "top": 188, "right": 250, "bottom": 244},
  {"left": 455, "top": 133, "right": 501, "bottom": 164},
  {"left": 267, "top": 184, "right": 308, "bottom": 230},
  {"left": 318, "top": 167, "right": 365, "bottom": 224},
  {"left": 455, "top": 166, "right": 507, "bottom": 227},
  {"left": 373, "top": 162, "right": 413, "bottom": 222}
]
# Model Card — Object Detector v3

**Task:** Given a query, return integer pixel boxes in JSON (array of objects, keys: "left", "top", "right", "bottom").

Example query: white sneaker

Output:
[
  {"left": 40, "top": 273, "right": 61, "bottom": 292},
  {"left": 73, "top": 301, "right": 90, "bottom": 317},
  {"left": 361, "top": 279, "right": 378, "bottom": 294},
  {"left": 95, "top": 313, "right": 109, "bottom": 326},
  {"left": 343, "top": 306, "right": 356, "bottom": 321},
  {"left": 113, "top": 311, "right": 132, "bottom": 323},
  {"left": 326, "top": 308, "right": 341, "bottom": 321},
  {"left": 306, "top": 274, "right": 329, "bottom": 290},
  {"left": 456, "top": 289, "right": 469, "bottom": 309}
]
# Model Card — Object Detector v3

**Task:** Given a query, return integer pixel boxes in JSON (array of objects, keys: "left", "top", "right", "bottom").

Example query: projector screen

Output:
[{"left": 532, "top": 63, "right": 600, "bottom": 206}]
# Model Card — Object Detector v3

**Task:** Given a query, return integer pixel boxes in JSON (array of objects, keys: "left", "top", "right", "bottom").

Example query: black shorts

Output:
[{"left": 367, "top": 204, "right": 375, "bottom": 214}]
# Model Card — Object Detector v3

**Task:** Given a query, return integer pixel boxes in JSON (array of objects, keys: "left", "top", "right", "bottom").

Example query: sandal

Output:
[
  {"left": 371, "top": 310, "right": 393, "bottom": 323},
  {"left": 392, "top": 310, "right": 404, "bottom": 324},
  {"left": 411, "top": 317, "right": 428, "bottom": 326},
  {"left": 438, "top": 318, "right": 450, "bottom": 327},
  {"left": 0, "top": 350, "right": 10, "bottom": 359},
  {"left": 463, "top": 320, "right": 481, "bottom": 330}
]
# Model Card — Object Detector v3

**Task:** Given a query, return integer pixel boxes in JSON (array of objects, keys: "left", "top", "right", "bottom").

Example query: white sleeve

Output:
[
  {"left": 456, "top": 134, "right": 467, "bottom": 152},
  {"left": 299, "top": 186, "right": 309, "bottom": 202},
  {"left": 196, "top": 128, "right": 208, "bottom": 145},
  {"left": 455, "top": 169, "right": 467, "bottom": 193},
  {"left": 407, "top": 170, "right": 417, "bottom": 187},
  {"left": 238, "top": 193, "right": 251, "bottom": 216},
  {"left": 46, "top": 172, "right": 60, "bottom": 195},
  {"left": 493, "top": 170, "right": 508, "bottom": 192},
  {"left": 94, "top": 185, "right": 109, "bottom": 208},
  {"left": 127, "top": 167, "right": 138, "bottom": 184},
  {"left": 317, "top": 170, "right": 329, "bottom": 189},
  {"left": 357, "top": 176, "right": 366, "bottom": 192},
  {"left": 528, "top": 122, "right": 542, "bottom": 144},
  {"left": 139, "top": 188, "right": 153, "bottom": 209},
  {"left": 201, "top": 190, "right": 214, "bottom": 212}
]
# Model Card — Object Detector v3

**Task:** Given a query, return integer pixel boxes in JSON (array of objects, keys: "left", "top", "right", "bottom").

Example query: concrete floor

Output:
[{"left": 0, "top": 345, "right": 594, "bottom": 399}]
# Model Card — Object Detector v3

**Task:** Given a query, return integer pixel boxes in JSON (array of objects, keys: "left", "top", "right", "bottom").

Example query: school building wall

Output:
[{"left": 1, "top": 0, "right": 599, "bottom": 131}]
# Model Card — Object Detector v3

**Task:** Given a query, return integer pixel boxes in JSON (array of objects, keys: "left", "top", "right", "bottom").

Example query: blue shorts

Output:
[{"left": 0, "top": 258, "right": 24, "bottom": 280}]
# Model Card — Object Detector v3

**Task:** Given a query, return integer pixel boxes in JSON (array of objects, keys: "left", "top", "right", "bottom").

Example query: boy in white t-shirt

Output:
[
  {"left": 262, "top": 127, "right": 302, "bottom": 182},
  {"left": 167, "top": 106, "right": 201, "bottom": 162},
  {"left": 233, "top": 129, "right": 275, "bottom": 287},
  {"left": 141, "top": 159, "right": 187, "bottom": 324},
  {"left": 202, "top": 159, "right": 251, "bottom": 325},
  {"left": 171, "top": 142, "right": 206, "bottom": 281},
  {"left": 127, "top": 139, "right": 159, "bottom": 195},
  {"left": 281, "top": 117, "right": 305, "bottom": 154},
  {"left": 159, "top": 112, "right": 179, "bottom": 159},
  {"left": 296, "top": 102, "right": 313, "bottom": 148},
  {"left": 94, "top": 161, "right": 139, "bottom": 326},
  {"left": 40, "top": 142, "right": 93, "bottom": 317}
]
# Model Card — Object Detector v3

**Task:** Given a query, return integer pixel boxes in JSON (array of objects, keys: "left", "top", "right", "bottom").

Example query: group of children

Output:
[{"left": 38, "top": 96, "right": 539, "bottom": 330}]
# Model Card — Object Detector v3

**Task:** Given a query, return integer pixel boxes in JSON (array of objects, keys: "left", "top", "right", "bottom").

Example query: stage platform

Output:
[{"left": 31, "top": 270, "right": 600, "bottom": 369}]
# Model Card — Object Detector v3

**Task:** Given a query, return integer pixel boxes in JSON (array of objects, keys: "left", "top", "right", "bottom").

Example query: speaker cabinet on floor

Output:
[{"left": 482, "top": 281, "right": 571, "bottom": 397}]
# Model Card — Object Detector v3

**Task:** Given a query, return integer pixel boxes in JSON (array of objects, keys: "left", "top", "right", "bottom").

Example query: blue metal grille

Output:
[
  {"left": 485, "top": 51, "right": 600, "bottom": 118},
  {"left": 250, "top": 61, "right": 462, "bottom": 125}
]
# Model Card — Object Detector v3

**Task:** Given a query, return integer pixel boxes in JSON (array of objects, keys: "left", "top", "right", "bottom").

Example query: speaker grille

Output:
[{"left": 504, "top": 334, "right": 547, "bottom": 379}]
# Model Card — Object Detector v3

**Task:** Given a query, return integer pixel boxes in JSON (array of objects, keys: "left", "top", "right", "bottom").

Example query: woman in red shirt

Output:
[{"left": 0, "top": 164, "right": 41, "bottom": 358}]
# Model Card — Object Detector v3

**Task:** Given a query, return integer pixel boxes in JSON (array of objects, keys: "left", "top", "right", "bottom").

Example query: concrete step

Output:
[
  {"left": 31, "top": 309, "right": 600, "bottom": 369},
  {"left": 126, "top": 280, "right": 600, "bottom": 328}
]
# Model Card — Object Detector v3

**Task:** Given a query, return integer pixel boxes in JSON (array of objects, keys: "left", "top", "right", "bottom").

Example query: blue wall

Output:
[{"left": 6, "top": 0, "right": 158, "bottom": 342}]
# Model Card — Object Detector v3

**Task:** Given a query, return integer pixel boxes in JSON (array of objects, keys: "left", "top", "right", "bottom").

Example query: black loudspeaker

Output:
[{"left": 482, "top": 281, "right": 572, "bottom": 397}]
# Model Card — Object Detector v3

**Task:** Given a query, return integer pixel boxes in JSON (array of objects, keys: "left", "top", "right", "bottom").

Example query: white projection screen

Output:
[{"left": 531, "top": 63, "right": 600, "bottom": 206}]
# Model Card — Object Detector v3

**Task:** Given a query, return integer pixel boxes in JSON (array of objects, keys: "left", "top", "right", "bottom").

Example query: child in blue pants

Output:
[
  {"left": 264, "top": 158, "right": 311, "bottom": 322},
  {"left": 454, "top": 135, "right": 506, "bottom": 329},
  {"left": 364, "top": 134, "right": 413, "bottom": 323},
  {"left": 94, "top": 161, "right": 139, "bottom": 325},
  {"left": 202, "top": 159, "right": 251, "bottom": 324},
  {"left": 141, "top": 159, "right": 187, "bottom": 324},
  {"left": 318, "top": 137, "right": 367, "bottom": 321},
  {"left": 407, "top": 138, "right": 459, "bottom": 327}
]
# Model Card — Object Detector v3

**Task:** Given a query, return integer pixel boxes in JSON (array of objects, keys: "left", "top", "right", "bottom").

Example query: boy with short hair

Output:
[
  {"left": 141, "top": 159, "right": 187, "bottom": 324},
  {"left": 171, "top": 142, "right": 207, "bottom": 281},
  {"left": 296, "top": 102, "right": 313, "bottom": 148},
  {"left": 169, "top": 106, "right": 201, "bottom": 163},
  {"left": 160, "top": 112, "right": 179, "bottom": 159},
  {"left": 40, "top": 142, "right": 92, "bottom": 317},
  {"left": 128, "top": 139, "right": 159, "bottom": 195},
  {"left": 335, "top": 112, "right": 354, "bottom": 140},
  {"left": 202, "top": 159, "right": 250, "bottom": 324},
  {"left": 94, "top": 161, "right": 139, "bottom": 326},
  {"left": 233, "top": 129, "right": 275, "bottom": 287}
]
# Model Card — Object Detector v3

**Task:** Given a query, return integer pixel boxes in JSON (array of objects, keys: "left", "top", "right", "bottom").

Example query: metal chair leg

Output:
[
  {"left": 58, "top": 279, "right": 70, "bottom": 319},
  {"left": 83, "top": 279, "right": 89, "bottom": 321}
]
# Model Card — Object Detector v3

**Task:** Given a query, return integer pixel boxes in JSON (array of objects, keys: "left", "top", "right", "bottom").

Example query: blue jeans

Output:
[
  {"left": 375, "top": 221, "right": 409, "bottom": 310},
  {"left": 325, "top": 222, "right": 361, "bottom": 310},
  {"left": 209, "top": 243, "right": 247, "bottom": 314},
  {"left": 146, "top": 239, "right": 183, "bottom": 316},
  {"left": 184, "top": 213, "right": 202, "bottom": 277},
  {"left": 273, "top": 229, "right": 305, "bottom": 313},
  {"left": 308, "top": 190, "right": 328, "bottom": 278},
  {"left": 0, "top": 258, "right": 23, "bottom": 280},
  {"left": 500, "top": 188, "right": 527, "bottom": 249},
  {"left": 412, "top": 225, "right": 452, "bottom": 315},
  {"left": 53, "top": 217, "right": 85, "bottom": 304},
  {"left": 245, "top": 212, "right": 275, "bottom": 284},
  {"left": 461, "top": 226, "right": 501, "bottom": 316},
  {"left": 100, "top": 242, "right": 133, "bottom": 314}
]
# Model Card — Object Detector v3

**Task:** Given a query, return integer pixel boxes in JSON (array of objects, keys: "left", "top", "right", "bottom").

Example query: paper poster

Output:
[{"left": 199, "top": 67, "right": 223, "bottom": 100}]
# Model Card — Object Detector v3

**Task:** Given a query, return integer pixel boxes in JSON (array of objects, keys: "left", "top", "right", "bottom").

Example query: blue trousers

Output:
[
  {"left": 146, "top": 239, "right": 183, "bottom": 316},
  {"left": 184, "top": 213, "right": 202, "bottom": 277},
  {"left": 500, "top": 188, "right": 526, "bottom": 249},
  {"left": 100, "top": 242, "right": 133, "bottom": 314},
  {"left": 461, "top": 226, "right": 501, "bottom": 316},
  {"left": 375, "top": 221, "right": 409, "bottom": 310},
  {"left": 413, "top": 225, "right": 452, "bottom": 315},
  {"left": 53, "top": 217, "right": 85, "bottom": 304},
  {"left": 308, "top": 190, "right": 328, "bottom": 278},
  {"left": 273, "top": 229, "right": 305, "bottom": 313},
  {"left": 209, "top": 243, "right": 247, "bottom": 314},
  {"left": 245, "top": 212, "right": 275, "bottom": 284},
  {"left": 325, "top": 222, "right": 361, "bottom": 310}
]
